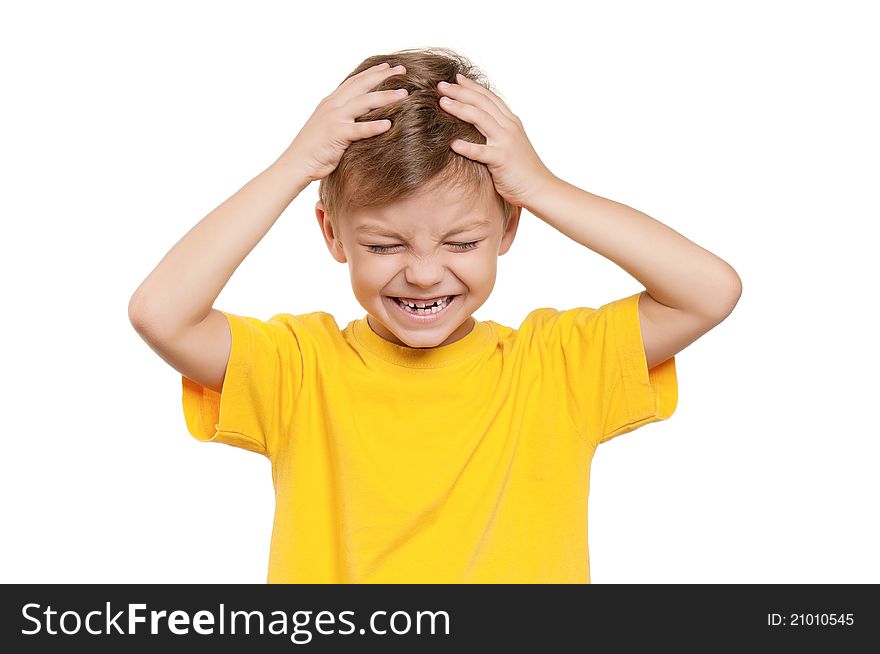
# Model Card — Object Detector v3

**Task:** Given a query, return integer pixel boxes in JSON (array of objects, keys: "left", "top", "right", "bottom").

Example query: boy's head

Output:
[{"left": 315, "top": 47, "right": 521, "bottom": 349}]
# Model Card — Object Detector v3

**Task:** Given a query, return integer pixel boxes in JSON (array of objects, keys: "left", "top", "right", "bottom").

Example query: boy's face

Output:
[{"left": 315, "top": 180, "right": 521, "bottom": 349}]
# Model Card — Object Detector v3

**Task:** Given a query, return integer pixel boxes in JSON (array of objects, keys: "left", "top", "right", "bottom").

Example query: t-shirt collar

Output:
[{"left": 350, "top": 314, "right": 494, "bottom": 369}]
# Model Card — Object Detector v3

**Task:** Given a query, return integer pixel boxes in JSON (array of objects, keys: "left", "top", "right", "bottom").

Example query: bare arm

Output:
[
  {"left": 128, "top": 61, "right": 411, "bottom": 335},
  {"left": 127, "top": 62, "right": 409, "bottom": 391},
  {"left": 128, "top": 155, "right": 311, "bottom": 336}
]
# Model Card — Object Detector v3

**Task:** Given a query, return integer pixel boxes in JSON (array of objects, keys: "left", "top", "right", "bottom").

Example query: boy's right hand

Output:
[{"left": 280, "top": 62, "right": 409, "bottom": 183}]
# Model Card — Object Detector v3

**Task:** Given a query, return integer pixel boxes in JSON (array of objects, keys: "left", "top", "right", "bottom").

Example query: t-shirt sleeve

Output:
[
  {"left": 530, "top": 291, "right": 678, "bottom": 449},
  {"left": 180, "top": 311, "right": 304, "bottom": 459}
]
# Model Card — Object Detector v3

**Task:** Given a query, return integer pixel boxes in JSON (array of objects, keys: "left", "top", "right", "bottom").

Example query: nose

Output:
[{"left": 403, "top": 254, "right": 447, "bottom": 289}]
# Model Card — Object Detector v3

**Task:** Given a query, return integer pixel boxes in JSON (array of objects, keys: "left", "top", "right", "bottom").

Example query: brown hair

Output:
[{"left": 318, "top": 47, "right": 516, "bottom": 233}]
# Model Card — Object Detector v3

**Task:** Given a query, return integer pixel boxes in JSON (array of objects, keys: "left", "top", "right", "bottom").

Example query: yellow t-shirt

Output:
[{"left": 181, "top": 291, "right": 677, "bottom": 583}]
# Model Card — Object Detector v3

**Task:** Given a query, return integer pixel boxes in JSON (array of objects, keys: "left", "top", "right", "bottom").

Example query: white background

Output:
[{"left": 2, "top": 0, "right": 877, "bottom": 583}]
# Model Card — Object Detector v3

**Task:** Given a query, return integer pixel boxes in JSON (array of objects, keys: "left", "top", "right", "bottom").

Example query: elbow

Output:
[
  {"left": 128, "top": 292, "right": 151, "bottom": 330},
  {"left": 728, "top": 267, "right": 743, "bottom": 303},
  {"left": 715, "top": 269, "right": 743, "bottom": 320}
]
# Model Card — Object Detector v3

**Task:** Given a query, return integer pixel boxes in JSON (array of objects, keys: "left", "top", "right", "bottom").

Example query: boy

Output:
[{"left": 128, "top": 48, "right": 741, "bottom": 583}]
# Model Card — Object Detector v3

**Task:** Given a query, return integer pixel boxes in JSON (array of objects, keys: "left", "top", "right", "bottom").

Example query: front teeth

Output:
[
  {"left": 404, "top": 296, "right": 449, "bottom": 310},
  {"left": 399, "top": 296, "right": 451, "bottom": 313}
]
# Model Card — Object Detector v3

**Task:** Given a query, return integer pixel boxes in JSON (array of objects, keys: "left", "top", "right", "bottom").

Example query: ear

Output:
[
  {"left": 315, "top": 201, "right": 347, "bottom": 264},
  {"left": 497, "top": 205, "right": 522, "bottom": 256}
]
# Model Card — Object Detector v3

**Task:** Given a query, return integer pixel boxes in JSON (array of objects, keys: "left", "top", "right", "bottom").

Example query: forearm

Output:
[
  {"left": 129, "top": 155, "right": 311, "bottom": 335},
  {"left": 525, "top": 176, "right": 742, "bottom": 317}
]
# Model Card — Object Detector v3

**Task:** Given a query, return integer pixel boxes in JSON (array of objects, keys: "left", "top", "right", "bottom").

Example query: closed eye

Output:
[{"left": 366, "top": 240, "right": 481, "bottom": 254}]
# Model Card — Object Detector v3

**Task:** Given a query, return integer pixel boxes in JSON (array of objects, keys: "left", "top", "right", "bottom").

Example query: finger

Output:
[
  {"left": 337, "top": 63, "right": 406, "bottom": 101},
  {"left": 438, "top": 80, "right": 509, "bottom": 131},
  {"left": 453, "top": 73, "right": 518, "bottom": 123},
  {"left": 449, "top": 138, "right": 491, "bottom": 163},
  {"left": 339, "top": 61, "right": 393, "bottom": 88},
  {"left": 346, "top": 118, "right": 392, "bottom": 141},
  {"left": 438, "top": 95, "right": 503, "bottom": 140},
  {"left": 349, "top": 87, "right": 409, "bottom": 118}
]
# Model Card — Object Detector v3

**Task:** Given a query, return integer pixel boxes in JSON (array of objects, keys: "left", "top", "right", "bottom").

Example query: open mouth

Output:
[{"left": 386, "top": 294, "right": 459, "bottom": 320}]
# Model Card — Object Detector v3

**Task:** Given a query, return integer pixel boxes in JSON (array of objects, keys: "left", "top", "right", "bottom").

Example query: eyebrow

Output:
[{"left": 355, "top": 219, "right": 493, "bottom": 239}]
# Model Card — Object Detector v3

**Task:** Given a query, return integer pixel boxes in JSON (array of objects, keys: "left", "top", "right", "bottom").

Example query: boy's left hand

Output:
[{"left": 438, "top": 73, "right": 557, "bottom": 209}]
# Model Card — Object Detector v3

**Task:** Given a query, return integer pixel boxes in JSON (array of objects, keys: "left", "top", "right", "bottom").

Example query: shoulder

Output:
[
  {"left": 483, "top": 306, "right": 602, "bottom": 350},
  {"left": 516, "top": 305, "right": 601, "bottom": 333},
  {"left": 251, "top": 312, "right": 343, "bottom": 352},
  {"left": 268, "top": 311, "right": 341, "bottom": 332}
]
